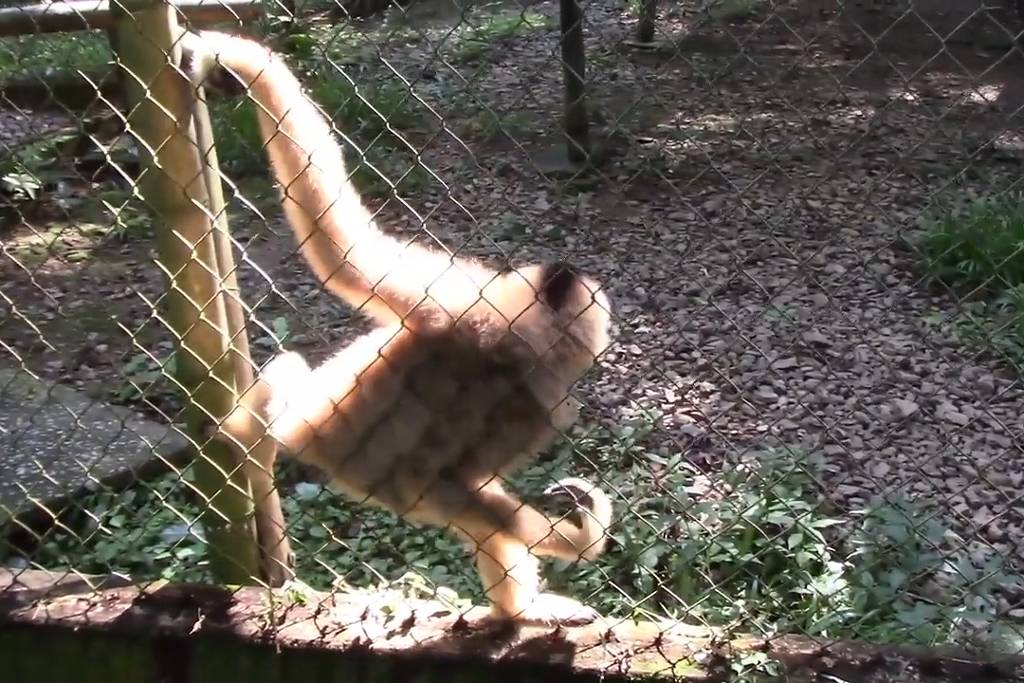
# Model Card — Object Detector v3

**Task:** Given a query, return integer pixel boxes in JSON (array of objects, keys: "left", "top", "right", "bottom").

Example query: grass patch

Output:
[
  {"left": 0, "top": 32, "right": 109, "bottom": 80},
  {"left": 924, "top": 286, "right": 1024, "bottom": 369},
  {"left": 537, "top": 430, "right": 1022, "bottom": 649},
  {"left": 445, "top": 9, "right": 551, "bottom": 64},
  {"left": 6, "top": 414, "right": 1022, "bottom": 653},
  {"left": 918, "top": 193, "right": 1024, "bottom": 294},
  {"left": 918, "top": 193, "right": 1024, "bottom": 368}
]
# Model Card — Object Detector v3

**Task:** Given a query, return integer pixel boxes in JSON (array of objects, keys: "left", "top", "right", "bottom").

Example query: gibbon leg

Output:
[
  {"left": 475, "top": 533, "right": 540, "bottom": 618},
  {"left": 466, "top": 480, "right": 610, "bottom": 563},
  {"left": 474, "top": 532, "right": 599, "bottom": 625},
  {"left": 429, "top": 479, "right": 607, "bottom": 625}
]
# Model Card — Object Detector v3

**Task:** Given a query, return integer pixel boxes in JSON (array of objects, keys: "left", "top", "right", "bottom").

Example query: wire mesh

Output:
[{"left": 1, "top": 0, "right": 1023, "bottom": 669}]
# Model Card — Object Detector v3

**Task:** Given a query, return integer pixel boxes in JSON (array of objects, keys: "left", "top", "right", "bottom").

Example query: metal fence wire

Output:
[{"left": 1, "top": 0, "right": 1024, "bottom": 669}]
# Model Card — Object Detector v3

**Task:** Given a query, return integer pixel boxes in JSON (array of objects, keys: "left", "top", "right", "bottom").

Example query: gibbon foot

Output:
[{"left": 492, "top": 592, "right": 600, "bottom": 627}]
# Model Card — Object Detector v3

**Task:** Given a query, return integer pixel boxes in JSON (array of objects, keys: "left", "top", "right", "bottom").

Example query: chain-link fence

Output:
[{"left": 2, "top": 0, "right": 1024, "bottom": 676}]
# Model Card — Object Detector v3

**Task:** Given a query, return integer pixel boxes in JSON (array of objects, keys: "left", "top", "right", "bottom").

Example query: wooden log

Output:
[
  {"left": 0, "top": 0, "right": 262, "bottom": 37},
  {"left": 2, "top": 569, "right": 1023, "bottom": 682},
  {"left": 0, "top": 69, "right": 121, "bottom": 111}
]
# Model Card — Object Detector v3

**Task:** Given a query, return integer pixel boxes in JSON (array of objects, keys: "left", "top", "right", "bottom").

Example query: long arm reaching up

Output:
[{"left": 180, "top": 30, "right": 495, "bottom": 330}]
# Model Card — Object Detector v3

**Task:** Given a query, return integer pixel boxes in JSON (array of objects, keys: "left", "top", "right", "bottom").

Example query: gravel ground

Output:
[{"left": 1, "top": 1, "right": 1023, "bottom": 574}]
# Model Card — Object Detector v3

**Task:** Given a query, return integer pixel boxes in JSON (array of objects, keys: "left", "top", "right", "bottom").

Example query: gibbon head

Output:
[{"left": 490, "top": 261, "right": 612, "bottom": 377}]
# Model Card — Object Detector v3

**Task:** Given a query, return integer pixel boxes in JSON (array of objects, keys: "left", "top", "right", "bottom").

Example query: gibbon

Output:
[{"left": 179, "top": 30, "right": 614, "bottom": 625}]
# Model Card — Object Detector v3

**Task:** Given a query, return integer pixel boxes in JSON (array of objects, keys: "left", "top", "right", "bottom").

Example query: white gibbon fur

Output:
[{"left": 179, "top": 30, "right": 614, "bottom": 625}]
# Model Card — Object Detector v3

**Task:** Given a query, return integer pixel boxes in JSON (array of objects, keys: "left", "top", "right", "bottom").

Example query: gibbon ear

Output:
[{"left": 538, "top": 261, "right": 580, "bottom": 311}]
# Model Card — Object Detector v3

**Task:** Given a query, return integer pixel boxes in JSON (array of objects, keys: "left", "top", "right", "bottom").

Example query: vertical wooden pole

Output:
[
  {"left": 559, "top": 0, "right": 590, "bottom": 165},
  {"left": 112, "top": 0, "right": 263, "bottom": 584},
  {"left": 637, "top": 0, "right": 657, "bottom": 44}
]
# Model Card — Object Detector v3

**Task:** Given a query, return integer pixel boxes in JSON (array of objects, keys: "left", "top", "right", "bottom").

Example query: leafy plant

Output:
[
  {"left": 2, "top": 472, "right": 210, "bottom": 581},
  {"left": 311, "top": 74, "right": 421, "bottom": 141},
  {"left": 918, "top": 193, "right": 1024, "bottom": 369},
  {"left": 114, "top": 351, "right": 178, "bottom": 406},
  {"left": 8, "top": 414, "right": 1022, "bottom": 655},
  {"left": 918, "top": 193, "right": 1024, "bottom": 294},
  {"left": 840, "top": 498, "right": 1020, "bottom": 647},
  {"left": 0, "top": 132, "right": 77, "bottom": 205},
  {"left": 729, "top": 651, "right": 781, "bottom": 682},
  {"left": 0, "top": 172, "right": 43, "bottom": 203},
  {"left": 542, "top": 443, "right": 854, "bottom": 630},
  {"left": 209, "top": 99, "right": 266, "bottom": 174},
  {"left": 97, "top": 189, "right": 151, "bottom": 241},
  {"left": 0, "top": 33, "right": 109, "bottom": 80}
]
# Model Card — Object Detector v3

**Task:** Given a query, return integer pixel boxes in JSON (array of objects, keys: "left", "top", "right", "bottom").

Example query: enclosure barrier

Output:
[
  {"left": 0, "top": 0, "right": 266, "bottom": 110},
  {"left": 3, "top": 0, "right": 1024, "bottom": 680},
  {"left": 0, "top": 0, "right": 263, "bottom": 36}
]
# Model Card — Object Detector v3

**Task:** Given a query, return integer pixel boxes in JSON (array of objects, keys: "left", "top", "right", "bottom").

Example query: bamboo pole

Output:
[
  {"left": 112, "top": 0, "right": 262, "bottom": 583},
  {"left": 0, "top": 0, "right": 262, "bottom": 37},
  {"left": 191, "top": 90, "right": 295, "bottom": 586}
]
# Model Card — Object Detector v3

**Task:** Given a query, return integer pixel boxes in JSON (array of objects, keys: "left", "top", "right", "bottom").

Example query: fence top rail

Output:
[{"left": 0, "top": 0, "right": 263, "bottom": 37}]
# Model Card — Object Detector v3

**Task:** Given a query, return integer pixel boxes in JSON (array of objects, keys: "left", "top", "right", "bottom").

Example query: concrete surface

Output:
[{"left": 0, "top": 367, "right": 191, "bottom": 523}]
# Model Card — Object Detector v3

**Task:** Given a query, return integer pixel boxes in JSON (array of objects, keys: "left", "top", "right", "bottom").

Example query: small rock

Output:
[
  {"left": 803, "top": 330, "right": 830, "bottom": 346},
  {"left": 678, "top": 422, "right": 705, "bottom": 437},
  {"left": 772, "top": 356, "right": 799, "bottom": 370},
  {"left": 983, "top": 521, "right": 1005, "bottom": 543},
  {"left": 976, "top": 376, "right": 996, "bottom": 396},
  {"left": 891, "top": 399, "right": 920, "bottom": 420},
  {"left": 937, "top": 401, "right": 970, "bottom": 426},
  {"left": 701, "top": 197, "right": 723, "bottom": 215}
]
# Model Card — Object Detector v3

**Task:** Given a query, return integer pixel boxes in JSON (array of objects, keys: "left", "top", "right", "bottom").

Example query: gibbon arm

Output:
[{"left": 179, "top": 30, "right": 497, "bottom": 331}]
